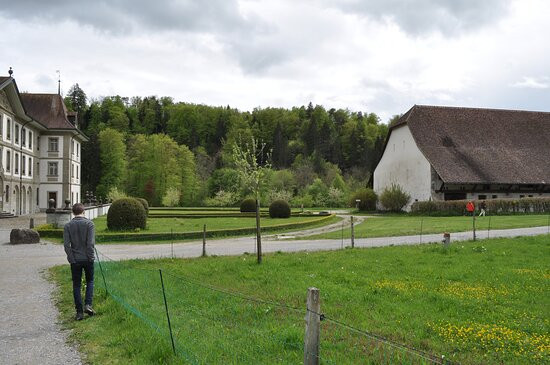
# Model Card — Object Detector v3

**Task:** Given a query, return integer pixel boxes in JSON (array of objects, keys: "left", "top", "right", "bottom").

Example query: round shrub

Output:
[
  {"left": 240, "top": 198, "right": 257, "bottom": 213},
  {"left": 107, "top": 198, "right": 147, "bottom": 231},
  {"left": 379, "top": 184, "right": 411, "bottom": 212},
  {"left": 269, "top": 200, "right": 291, "bottom": 218},
  {"left": 136, "top": 198, "right": 149, "bottom": 214},
  {"left": 350, "top": 188, "right": 378, "bottom": 211}
]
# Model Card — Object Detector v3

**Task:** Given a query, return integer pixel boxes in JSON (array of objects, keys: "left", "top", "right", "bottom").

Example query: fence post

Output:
[
  {"left": 419, "top": 219, "right": 423, "bottom": 244},
  {"left": 472, "top": 213, "right": 476, "bottom": 241},
  {"left": 304, "top": 287, "right": 321, "bottom": 365},
  {"left": 171, "top": 228, "right": 174, "bottom": 259},
  {"left": 341, "top": 221, "right": 344, "bottom": 249},
  {"left": 350, "top": 216, "right": 355, "bottom": 248},
  {"left": 256, "top": 199, "right": 262, "bottom": 264},
  {"left": 202, "top": 224, "right": 207, "bottom": 257},
  {"left": 159, "top": 269, "right": 177, "bottom": 356},
  {"left": 94, "top": 247, "right": 109, "bottom": 296},
  {"left": 487, "top": 216, "right": 491, "bottom": 238}
]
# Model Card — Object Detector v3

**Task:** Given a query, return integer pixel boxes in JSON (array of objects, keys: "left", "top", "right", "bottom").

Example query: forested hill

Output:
[{"left": 64, "top": 84, "right": 392, "bottom": 207}]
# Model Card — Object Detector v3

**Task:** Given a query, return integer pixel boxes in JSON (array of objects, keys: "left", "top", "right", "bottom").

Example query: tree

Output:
[
  {"left": 96, "top": 128, "right": 127, "bottom": 199},
  {"left": 232, "top": 136, "right": 271, "bottom": 263},
  {"left": 64, "top": 83, "right": 87, "bottom": 119}
]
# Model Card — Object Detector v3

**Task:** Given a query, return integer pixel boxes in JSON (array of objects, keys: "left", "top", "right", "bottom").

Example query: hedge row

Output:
[
  {"left": 37, "top": 214, "right": 335, "bottom": 242},
  {"left": 148, "top": 212, "right": 316, "bottom": 219},
  {"left": 411, "top": 197, "right": 550, "bottom": 216}
]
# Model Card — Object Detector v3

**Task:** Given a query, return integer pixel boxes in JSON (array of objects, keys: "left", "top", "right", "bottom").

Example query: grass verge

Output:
[
  {"left": 303, "top": 214, "right": 550, "bottom": 239},
  {"left": 50, "top": 235, "right": 549, "bottom": 364}
]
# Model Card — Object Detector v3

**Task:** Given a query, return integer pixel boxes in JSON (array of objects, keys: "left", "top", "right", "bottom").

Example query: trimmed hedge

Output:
[
  {"left": 240, "top": 198, "right": 257, "bottom": 213},
  {"left": 107, "top": 198, "right": 147, "bottom": 230},
  {"left": 136, "top": 198, "right": 149, "bottom": 214},
  {"left": 411, "top": 197, "right": 550, "bottom": 216},
  {"left": 269, "top": 200, "right": 291, "bottom": 218},
  {"left": 37, "top": 214, "right": 336, "bottom": 242}
]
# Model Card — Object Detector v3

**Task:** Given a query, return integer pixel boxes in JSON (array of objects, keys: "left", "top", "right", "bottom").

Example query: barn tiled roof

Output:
[
  {"left": 395, "top": 105, "right": 550, "bottom": 185},
  {"left": 20, "top": 93, "right": 76, "bottom": 129},
  {"left": 0, "top": 76, "right": 11, "bottom": 86}
]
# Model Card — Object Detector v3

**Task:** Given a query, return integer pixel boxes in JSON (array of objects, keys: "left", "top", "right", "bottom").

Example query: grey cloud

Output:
[
  {"left": 325, "top": 0, "right": 512, "bottom": 36},
  {"left": 0, "top": 0, "right": 249, "bottom": 34}
]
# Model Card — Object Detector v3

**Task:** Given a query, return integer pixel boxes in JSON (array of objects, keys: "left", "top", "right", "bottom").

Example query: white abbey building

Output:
[
  {"left": 0, "top": 74, "right": 87, "bottom": 216},
  {"left": 373, "top": 105, "right": 550, "bottom": 210}
]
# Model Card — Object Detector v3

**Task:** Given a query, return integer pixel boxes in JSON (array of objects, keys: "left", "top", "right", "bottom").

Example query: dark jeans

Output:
[{"left": 70, "top": 261, "right": 94, "bottom": 313}]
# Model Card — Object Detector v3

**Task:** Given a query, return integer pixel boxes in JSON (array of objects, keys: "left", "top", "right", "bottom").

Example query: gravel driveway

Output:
[{"left": 0, "top": 224, "right": 548, "bottom": 364}]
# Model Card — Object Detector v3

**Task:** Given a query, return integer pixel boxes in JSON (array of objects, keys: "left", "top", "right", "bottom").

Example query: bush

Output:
[
  {"left": 269, "top": 200, "right": 291, "bottom": 218},
  {"left": 379, "top": 184, "right": 411, "bottom": 212},
  {"left": 240, "top": 198, "right": 257, "bottom": 213},
  {"left": 161, "top": 187, "right": 180, "bottom": 207},
  {"left": 107, "top": 198, "right": 147, "bottom": 231},
  {"left": 350, "top": 188, "right": 378, "bottom": 211},
  {"left": 204, "top": 190, "right": 239, "bottom": 207},
  {"left": 106, "top": 187, "right": 127, "bottom": 202},
  {"left": 136, "top": 198, "right": 149, "bottom": 214}
]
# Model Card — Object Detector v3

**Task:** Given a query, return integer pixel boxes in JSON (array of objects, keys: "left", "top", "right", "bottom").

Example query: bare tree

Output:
[{"left": 232, "top": 136, "right": 271, "bottom": 264}]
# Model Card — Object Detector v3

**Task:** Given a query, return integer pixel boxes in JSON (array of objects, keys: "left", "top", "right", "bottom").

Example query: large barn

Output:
[{"left": 373, "top": 105, "right": 550, "bottom": 210}]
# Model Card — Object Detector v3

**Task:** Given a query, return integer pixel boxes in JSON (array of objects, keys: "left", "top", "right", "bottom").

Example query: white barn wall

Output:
[{"left": 373, "top": 125, "right": 432, "bottom": 210}]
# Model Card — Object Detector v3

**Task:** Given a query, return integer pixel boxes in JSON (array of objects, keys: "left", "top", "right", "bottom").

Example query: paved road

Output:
[{"left": 0, "top": 224, "right": 548, "bottom": 364}]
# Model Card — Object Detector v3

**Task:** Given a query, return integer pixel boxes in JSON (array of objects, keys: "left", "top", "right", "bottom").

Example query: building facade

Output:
[
  {"left": 373, "top": 105, "right": 550, "bottom": 210},
  {"left": 0, "top": 76, "right": 87, "bottom": 216}
]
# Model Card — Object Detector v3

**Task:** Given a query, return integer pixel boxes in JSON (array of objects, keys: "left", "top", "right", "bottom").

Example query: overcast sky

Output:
[{"left": 1, "top": 0, "right": 549, "bottom": 122}]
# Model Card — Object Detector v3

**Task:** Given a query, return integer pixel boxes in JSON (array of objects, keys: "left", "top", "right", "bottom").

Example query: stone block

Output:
[{"left": 10, "top": 229, "right": 40, "bottom": 244}]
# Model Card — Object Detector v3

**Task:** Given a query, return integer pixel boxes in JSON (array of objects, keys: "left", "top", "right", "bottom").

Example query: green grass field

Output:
[
  {"left": 50, "top": 235, "right": 550, "bottom": 364},
  {"left": 304, "top": 214, "right": 550, "bottom": 239},
  {"left": 93, "top": 215, "right": 332, "bottom": 233}
]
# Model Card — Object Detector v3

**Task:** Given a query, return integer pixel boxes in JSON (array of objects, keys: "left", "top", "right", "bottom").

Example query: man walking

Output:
[{"left": 64, "top": 203, "right": 96, "bottom": 320}]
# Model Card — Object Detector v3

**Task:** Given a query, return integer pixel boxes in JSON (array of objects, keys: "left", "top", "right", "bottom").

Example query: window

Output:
[
  {"left": 37, "top": 136, "right": 40, "bottom": 151},
  {"left": 48, "top": 138, "right": 59, "bottom": 152},
  {"left": 22, "top": 156, "right": 25, "bottom": 175},
  {"left": 72, "top": 140, "right": 75, "bottom": 155},
  {"left": 6, "top": 150, "right": 10, "bottom": 172},
  {"left": 48, "top": 162, "right": 58, "bottom": 176},
  {"left": 14, "top": 153, "right": 19, "bottom": 174},
  {"left": 28, "top": 131, "right": 33, "bottom": 149},
  {"left": 6, "top": 119, "right": 11, "bottom": 140},
  {"left": 28, "top": 157, "right": 32, "bottom": 176},
  {"left": 21, "top": 127, "right": 26, "bottom": 147},
  {"left": 71, "top": 163, "right": 74, "bottom": 178},
  {"left": 36, "top": 188, "right": 39, "bottom": 205},
  {"left": 76, "top": 165, "right": 79, "bottom": 179},
  {"left": 0, "top": 113, "right": 3, "bottom": 136},
  {"left": 492, "top": 195, "right": 498, "bottom": 199},
  {"left": 77, "top": 143, "right": 79, "bottom": 157},
  {"left": 15, "top": 124, "right": 19, "bottom": 144},
  {"left": 478, "top": 195, "right": 487, "bottom": 200},
  {"left": 5, "top": 185, "right": 9, "bottom": 202}
]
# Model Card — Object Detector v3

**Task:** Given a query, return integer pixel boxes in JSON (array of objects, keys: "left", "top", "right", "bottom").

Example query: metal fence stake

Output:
[
  {"left": 350, "top": 216, "right": 355, "bottom": 248},
  {"left": 202, "top": 224, "right": 207, "bottom": 257},
  {"left": 159, "top": 269, "right": 177, "bottom": 356},
  {"left": 94, "top": 247, "right": 109, "bottom": 295}
]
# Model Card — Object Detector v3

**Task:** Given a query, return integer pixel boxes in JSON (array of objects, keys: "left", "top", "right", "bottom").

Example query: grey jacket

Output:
[{"left": 63, "top": 216, "right": 95, "bottom": 263}]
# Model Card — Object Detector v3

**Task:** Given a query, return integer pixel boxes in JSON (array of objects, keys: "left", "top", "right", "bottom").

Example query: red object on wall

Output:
[{"left": 466, "top": 201, "right": 475, "bottom": 212}]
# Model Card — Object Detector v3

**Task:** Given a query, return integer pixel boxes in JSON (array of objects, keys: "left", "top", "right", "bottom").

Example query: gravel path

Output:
[
  {"left": 0, "top": 229, "right": 81, "bottom": 365},
  {"left": 0, "top": 222, "right": 548, "bottom": 364}
]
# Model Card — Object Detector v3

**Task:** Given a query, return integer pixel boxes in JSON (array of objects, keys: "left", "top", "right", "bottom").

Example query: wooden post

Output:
[
  {"left": 472, "top": 212, "right": 476, "bottom": 241},
  {"left": 202, "top": 224, "right": 207, "bottom": 257},
  {"left": 29, "top": 217, "right": 34, "bottom": 229},
  {"left": 170, "top": 228, "right": 174, "bottom": 258},
  {"left": 487, "top": 216, "right": 491, "bottom": 238},
  {"left": 255, "top": 199, "right": 262, "bottom": 264},
  {"left": 350, "top": 215, "right": 355, "bottom": 248},
  {"left": 341, "top": 221, "right": 344, "bottom": 249},
  {"left": 419, "top": 218, "right": 423, "bottom": 244},
  {"left": 304, "top": 287, "right": 321, "bottom": 365}
]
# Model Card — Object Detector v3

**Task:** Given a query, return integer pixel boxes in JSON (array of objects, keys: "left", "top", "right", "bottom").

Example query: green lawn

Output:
[
  {"left": 93, "top": 215, "right": 332, "bottom": 233},
  {"left": 50, "top": 235, "right": 550, "bottom": 364},
  {"left": 304, "top": 214, "right": 550, "bottom": 239}
]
